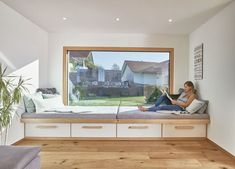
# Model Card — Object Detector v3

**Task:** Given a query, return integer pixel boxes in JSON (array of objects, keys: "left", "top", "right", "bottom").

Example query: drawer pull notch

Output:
[
  {"left": 174, "top": 126, "right": 194, "bottom": 130},
  {"left": 128, "top": 126, "right": 149, "bottom": 129},
  {"left": 82, "top": 126, "right": 103, "bottom": 129}
]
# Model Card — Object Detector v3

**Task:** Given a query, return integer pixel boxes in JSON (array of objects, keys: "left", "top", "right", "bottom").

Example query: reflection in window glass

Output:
[{"left": 68, "top": 51, "right": 170, "bottom": 106}]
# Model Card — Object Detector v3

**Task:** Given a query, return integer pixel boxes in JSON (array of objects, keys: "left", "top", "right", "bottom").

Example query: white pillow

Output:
[
  {"left": 186, "top": 99, "right": 205, "bottom": 114},
  {"left": 42, "top": 93, "right": 59, "bottom": 99},
  {"left": 32, "top": 95, "right": 64, "bottom": 113}
]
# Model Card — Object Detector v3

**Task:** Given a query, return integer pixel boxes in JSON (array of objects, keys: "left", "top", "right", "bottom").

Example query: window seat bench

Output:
[{"left": 21, "top": 106, "right": 210, "bottom": 139}]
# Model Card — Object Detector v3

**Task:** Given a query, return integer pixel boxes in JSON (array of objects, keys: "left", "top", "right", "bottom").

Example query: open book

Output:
[{"left": 160, "top": 89, "right": 173, "bottom": 101}]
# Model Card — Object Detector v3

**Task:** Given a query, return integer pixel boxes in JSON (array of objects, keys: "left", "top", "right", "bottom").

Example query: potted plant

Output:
[{"left": 0, "top": 64, "right": 29, "bottom": 145}]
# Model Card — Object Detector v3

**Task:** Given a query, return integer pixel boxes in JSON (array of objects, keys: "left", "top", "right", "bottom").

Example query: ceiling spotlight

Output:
[
  {"left": 116, "top": 18, "right": 120, "bottom": 21},
  {"left": 168, "top": 19, "right": 173, "bottom": 23},
  {"left": 62, "top": 17, "right": 68, "bottom": 21}
]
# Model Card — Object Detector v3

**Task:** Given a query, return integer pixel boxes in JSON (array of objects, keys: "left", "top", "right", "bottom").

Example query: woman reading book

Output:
[{"left": 138, "top": 81, "right": 197, "bottom": 112}]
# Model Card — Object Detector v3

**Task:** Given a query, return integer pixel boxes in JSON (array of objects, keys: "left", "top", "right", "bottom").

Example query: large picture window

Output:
[{"left": 63, "top": 47, "right": 174, "bottom": 106}]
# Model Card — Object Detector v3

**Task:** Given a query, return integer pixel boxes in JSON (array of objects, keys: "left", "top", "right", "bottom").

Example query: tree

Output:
[{"left": 111, "top": 63, "right": 120, "bottom": 70}]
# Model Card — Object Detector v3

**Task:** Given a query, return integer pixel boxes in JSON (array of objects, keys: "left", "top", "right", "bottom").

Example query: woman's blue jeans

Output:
[{"left": 147, "top": 95, "right": 183, "bottom": 112}]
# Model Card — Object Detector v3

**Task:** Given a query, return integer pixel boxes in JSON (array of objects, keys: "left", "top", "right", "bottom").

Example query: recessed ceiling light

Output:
[
  {"left": 115, "top": 17, "right": 120, "bottom": 21},
  {"left": 168, "top": 19, "right": 173, "bottom": 23},
  {"left": 62, "top": 17, "right": 68, "bottom": 21}
]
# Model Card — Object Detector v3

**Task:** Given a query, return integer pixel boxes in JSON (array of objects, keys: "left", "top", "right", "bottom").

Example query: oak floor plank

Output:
[{"left": 15, "top": 139, "right": 235, "bottom": 169}]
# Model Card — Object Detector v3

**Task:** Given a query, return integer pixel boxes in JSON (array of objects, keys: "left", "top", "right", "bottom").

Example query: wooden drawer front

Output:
[
  {"left": 71, "top": 123, "right": 116, "bottom": 137},
  {"left": 117, "top": 124, "right": 161, "bottom": 137},
  {"left": 163, "top": 124, "right": 206, "bottom": 137},
  {"left": 25, "top": 123, "right": 70, "bottom": 137}
]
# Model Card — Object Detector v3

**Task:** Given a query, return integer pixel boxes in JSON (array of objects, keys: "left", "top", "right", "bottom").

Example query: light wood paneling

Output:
[
  {"left": 117, "top": 119, "right": 210, "bottom": 124},
  {"left": 15, "top": 139, "right": 235, "bottom": 169},
  {"left": 23, "top": 137, "right": 207, "bottom": 141},
  {"left": 21, "top": 118, "right": 117, "bottom": 123},
  {"left": 21, "top": 118, "right": 210, "bottom": 124}
]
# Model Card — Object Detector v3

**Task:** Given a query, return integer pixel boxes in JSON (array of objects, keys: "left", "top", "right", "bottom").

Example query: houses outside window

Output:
[{"left": 65, "top": 48, "right": 173, "bottom": 106}]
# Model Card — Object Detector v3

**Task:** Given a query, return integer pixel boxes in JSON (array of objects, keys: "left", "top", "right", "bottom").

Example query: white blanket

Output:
[{"left": 43, "top": 106, "right": 118, "bottom": 114}]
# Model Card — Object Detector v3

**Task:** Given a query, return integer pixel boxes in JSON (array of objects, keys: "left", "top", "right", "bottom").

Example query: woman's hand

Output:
[{"left": 171, "top": 100, "right": 178, "bottom": 105}]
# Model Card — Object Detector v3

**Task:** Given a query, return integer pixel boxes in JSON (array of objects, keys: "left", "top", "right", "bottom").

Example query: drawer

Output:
[
  {"left": 25, "top": 123, "right": 70, "bottom": 137},
  {"left": 163, "top": 124, "right": 206, "bottom": 137},
  {"left": 71, "top": 123, "right": 116, "bottom": 137},
  {"left": 117, "top": 124, "right": 161, "bottom": 137}
]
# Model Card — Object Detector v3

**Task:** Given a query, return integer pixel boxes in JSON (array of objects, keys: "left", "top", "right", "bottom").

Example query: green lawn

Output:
[{"left": 69, "top": 96, "right": 147, "bottom": 106}]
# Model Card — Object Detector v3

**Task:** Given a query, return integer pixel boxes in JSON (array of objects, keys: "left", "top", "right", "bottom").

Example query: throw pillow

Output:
[
  {"left": 32, "top": 95, "right": 64, "bottom": 113},
  {"left": 186, "top": 99, "right": 205, "bottom": 114},
  {"left": 23, "top": 92, "right": 43, "bottom": 113},
  {"left": 42, "top": 94, "right": 59, "bottom": 99},
  {"left": 197, "top": 100, "right": 209, "bottom": 114}
]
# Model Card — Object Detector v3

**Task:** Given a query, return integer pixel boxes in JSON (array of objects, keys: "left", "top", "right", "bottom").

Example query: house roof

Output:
[
  {"left": 122, "top": 60, "right": 168, "bottom": 74},
  {"left": 70, "top": 51, "right": 91, "bottom": 58}
]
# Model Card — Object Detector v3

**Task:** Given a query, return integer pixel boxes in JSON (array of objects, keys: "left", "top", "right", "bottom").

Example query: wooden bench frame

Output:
[
  {"left": 21, "top": 118, "right": 210, "bottom": 124},
  {"left": 21, "top": 118, "right": 210, "bottom": 140}
]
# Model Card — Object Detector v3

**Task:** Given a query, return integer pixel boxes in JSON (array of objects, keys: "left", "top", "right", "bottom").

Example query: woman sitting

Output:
[{"left": 138, "top": 81, "right": 197, "bottom": 112}]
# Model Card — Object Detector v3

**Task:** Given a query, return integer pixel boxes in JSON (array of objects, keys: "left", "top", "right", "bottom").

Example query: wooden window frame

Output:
[{"left": 63, "top": 47, "right": 174, "bottom": 105}]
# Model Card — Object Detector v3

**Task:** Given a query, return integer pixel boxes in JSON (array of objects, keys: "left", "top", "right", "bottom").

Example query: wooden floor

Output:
[{"left": 16, "top": 139, "right": 235, "bottom": 169}]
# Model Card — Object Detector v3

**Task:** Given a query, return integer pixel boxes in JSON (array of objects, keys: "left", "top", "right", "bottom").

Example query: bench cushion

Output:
[
  {"left": 24, "top": 156, "right": 40, "bottom": 169},
  {"left": 117, "top": 107, "right": 210, "bottom": 119},
  {"left": 21, "top": 106, "right": 209, "bottom": 120},
  {"left": 22, "top": 106, "right": 118, "bottom": 119}
]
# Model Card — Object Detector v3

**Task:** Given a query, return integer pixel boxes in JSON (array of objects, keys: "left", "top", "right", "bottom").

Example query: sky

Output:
[{"left": 91, "top": 51, "right": 169, "bottom": 69}]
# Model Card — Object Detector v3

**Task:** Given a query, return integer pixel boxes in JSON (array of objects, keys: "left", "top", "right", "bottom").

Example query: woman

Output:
[{"left": 138, "top": 81, "right": 197, "bottom": 112}]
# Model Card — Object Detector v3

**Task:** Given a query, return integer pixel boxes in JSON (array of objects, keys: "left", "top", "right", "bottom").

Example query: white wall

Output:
[
  {"left": 0, "top": 2, "right": 48, "bottom": 144},
  {"left": 0, "top": 1, "right": 48, "bottom": 87},
  {"left": 134, "top": 73, "right": 159, "bottom": 85},
  {"left": 189, "top": 2, "right": 235, "bottom": 155},
  {"left": 4, "top": 60, "right": 39, "bottom": 145},
  {"left": 122, "top": 65, "right": 134, "bottom": 82},
  {"left": 48, "top": 33, "right": 189, "bottom": 94}
]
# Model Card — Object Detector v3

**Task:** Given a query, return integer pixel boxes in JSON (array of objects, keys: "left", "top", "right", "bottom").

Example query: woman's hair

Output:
[{"left": 184, "top": 81, "right": 197, "bottom": 94}]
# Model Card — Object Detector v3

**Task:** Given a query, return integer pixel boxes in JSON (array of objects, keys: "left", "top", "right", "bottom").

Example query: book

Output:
[{"left": 160, "top": 89, "right": 173, "bottom": 101}]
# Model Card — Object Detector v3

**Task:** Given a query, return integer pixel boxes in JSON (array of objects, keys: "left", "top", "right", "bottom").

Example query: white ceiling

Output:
[{"left": 1, "top": 0, "right": 232, "bottom": 34}]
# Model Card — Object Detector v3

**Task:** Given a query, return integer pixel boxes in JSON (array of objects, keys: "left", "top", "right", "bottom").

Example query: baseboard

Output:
[
  {"left": 12, "top": 138, "right": 25, "bottom": 145},
  {"left": 206, "top": 138, "right": 235, "bottom": 160},
  {"left": 23, "top": 136, "right": 207, "bottom": 141}
]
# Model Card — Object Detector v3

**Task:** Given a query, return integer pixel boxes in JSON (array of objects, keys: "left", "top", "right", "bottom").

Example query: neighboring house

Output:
[
  {"left": 70, "top": 68, "right": 122, "bottom": 86},
  {"left": 160, "top": 60, "right": 169, "bottom": 87},
  {"left": 121, "top": 60, "right": 169, "bottom": 86}
]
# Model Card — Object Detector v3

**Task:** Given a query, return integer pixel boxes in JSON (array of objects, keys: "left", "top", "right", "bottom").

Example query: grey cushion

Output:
[
  {"left": 178, "top": 88, "right": 184, "bottom": 94},
  {"left": 22, "top": 106, "right": 118, "bottom": 119},
  {"left": 24, "top": 156, "right": 40, "bottom": 169},
  {"left": 0, "top": 146, "right": 40, "bottom": 169},
  {"left": 117, "top": 107, "right": 210, "bottom": 119},
  {"left": 36, "top": 88, "right": 57, "bottom": 94},
  {"left": 23, "top": 92, "right": 43, "bottom": 113},
  {"left": 21, "top": 112, "right": 117, "bottom": 119},
  {"left": 197, "top": 100, "right": 209, "bottom": 114},
  {"left": 21, "top": 105, "right": 210, "bottom": 120}
]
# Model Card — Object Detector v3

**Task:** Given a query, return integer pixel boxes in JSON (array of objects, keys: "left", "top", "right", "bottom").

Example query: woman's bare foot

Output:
[{"left": 138, "top": 106, "right": 147, "bottom": 112}]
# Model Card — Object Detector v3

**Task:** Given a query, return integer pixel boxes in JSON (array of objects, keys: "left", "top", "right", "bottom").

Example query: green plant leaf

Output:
[{"left": 0, "top": 65, "right": 29, "bottom": 130}]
